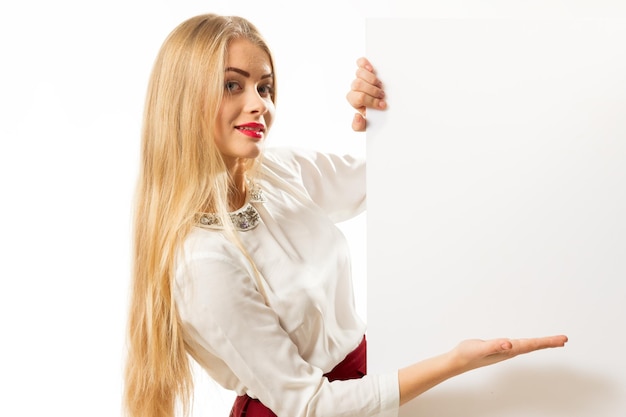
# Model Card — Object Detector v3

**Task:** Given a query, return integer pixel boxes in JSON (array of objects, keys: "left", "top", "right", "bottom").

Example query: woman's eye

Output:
[
  {"left": 258, "top": 84, "right": 274, "bottom": 97},
  {"left": 225, "top": 81, "right": 240, "bottom": 92}
]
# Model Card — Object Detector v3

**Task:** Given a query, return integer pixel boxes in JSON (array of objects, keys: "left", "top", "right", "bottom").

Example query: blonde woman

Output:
[{"left": 123, "top": 13, "right": 567, "bottom": 417}]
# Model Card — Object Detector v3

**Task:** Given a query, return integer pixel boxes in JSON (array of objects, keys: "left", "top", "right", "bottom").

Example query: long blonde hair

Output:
[{"left": 123, "top": 14, "right": 276, "bottom": 417}]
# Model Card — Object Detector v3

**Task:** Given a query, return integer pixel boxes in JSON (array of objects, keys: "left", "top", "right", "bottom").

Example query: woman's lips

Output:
[{"left": 236, "top": 122, "right": 265, "bottom": 139}]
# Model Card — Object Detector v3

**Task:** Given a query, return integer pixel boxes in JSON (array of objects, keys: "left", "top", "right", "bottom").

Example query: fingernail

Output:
[{"left": 378, "top": 100, "right": 387, "bottom": 109}]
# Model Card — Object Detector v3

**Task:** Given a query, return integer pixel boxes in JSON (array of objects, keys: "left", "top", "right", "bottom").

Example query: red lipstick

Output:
[{"left": 235, "top": 122, "right": 265, "bottom": 139}]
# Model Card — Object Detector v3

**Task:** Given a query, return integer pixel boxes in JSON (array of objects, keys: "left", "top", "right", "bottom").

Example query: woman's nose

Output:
[{"left": 245, "top": 89, "right": 269, "bottom": 114}]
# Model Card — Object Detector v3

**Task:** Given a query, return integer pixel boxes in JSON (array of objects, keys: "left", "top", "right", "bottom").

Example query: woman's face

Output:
[{"left": 214, "top": 38, "right": 275, "bottom": 167}]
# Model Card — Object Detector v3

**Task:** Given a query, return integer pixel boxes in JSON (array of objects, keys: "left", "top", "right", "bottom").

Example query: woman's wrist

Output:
[{"left": 397, "top": 350, "right": 460, "bottom": 406}]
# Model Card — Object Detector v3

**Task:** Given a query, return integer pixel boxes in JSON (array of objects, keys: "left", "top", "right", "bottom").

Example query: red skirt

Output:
[{"left": 229, "top": 335, "right": 367, "bottom": 417}]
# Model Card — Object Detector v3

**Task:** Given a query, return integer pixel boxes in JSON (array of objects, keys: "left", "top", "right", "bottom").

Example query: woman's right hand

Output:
[{"left": 346, "top": 57, "right": 387, "bottom": 132}]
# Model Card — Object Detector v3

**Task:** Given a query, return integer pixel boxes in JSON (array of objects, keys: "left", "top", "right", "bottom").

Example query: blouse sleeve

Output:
[
  {"left": 263, "top": 147, "right": 366, "bottom": 223},
  {"left": 175, "top": 244, "right": 399, "bottom": 417}
]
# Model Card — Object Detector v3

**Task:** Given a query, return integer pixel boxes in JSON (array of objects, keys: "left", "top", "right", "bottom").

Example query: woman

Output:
[{"left": 123, "top": 13, "right": 567, "bottom": 417}]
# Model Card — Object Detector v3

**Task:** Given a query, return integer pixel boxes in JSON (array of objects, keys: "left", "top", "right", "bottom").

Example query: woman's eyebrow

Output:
[{"left": 225, "top": 67, "right": 273, "bottom": 80}]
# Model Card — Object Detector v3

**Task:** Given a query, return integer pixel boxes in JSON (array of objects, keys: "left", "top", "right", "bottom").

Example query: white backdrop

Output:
[
  {"left": 367, "top": 17, "right": 626, "bottom": 417},
  {"left": 1, "top": 1, "right": 625, "bottom": 417}
]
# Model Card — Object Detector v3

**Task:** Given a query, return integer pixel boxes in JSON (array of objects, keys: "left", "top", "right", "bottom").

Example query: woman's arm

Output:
[{"left": 397, "top": 335, "right": 568, "bottom": 405}]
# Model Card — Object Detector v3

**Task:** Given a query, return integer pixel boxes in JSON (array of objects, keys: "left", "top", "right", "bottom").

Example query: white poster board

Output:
[{"left": 366, "top": 18, "right": 626, "bottom": 416}]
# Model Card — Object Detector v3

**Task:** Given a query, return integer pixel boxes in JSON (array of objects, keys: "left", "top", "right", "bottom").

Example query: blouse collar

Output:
[{"left": 196, "top": 181, "right": 266, "bottom": 232}]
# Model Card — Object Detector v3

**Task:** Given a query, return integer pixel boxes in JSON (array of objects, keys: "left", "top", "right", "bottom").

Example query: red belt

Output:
[{"left": 230, "top": 335, "right": 367, "bottom": 417}]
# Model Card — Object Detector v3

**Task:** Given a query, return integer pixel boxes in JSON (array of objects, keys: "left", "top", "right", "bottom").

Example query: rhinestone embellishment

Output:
[{"left": 196, "top": 182, "right": 265, "bottom": 231}]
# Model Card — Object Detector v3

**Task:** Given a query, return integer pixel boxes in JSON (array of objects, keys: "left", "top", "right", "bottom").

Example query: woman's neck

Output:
[{"left": 228, "top": 161, "right": 248, "bottom": 211}]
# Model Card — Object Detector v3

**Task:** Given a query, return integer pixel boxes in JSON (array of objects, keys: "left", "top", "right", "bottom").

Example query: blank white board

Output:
[{"left": 366, "top": 18, "right": 626, "bottom": 417}]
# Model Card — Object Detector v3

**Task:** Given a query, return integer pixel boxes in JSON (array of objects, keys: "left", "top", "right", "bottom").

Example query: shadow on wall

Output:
[{"left": 401, "top": 365, "right": 619, "bottom": 417}]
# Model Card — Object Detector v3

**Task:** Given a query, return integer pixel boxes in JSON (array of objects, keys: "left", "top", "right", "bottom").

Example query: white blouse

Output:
[{"left": 174, "top": 147, "right": 399, "bottom": 417}]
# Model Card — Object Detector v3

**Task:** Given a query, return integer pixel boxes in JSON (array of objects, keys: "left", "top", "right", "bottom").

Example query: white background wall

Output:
[
  {"left": 367, "top": 15, "right": 626, "bottom": 417},
  {"left": 1, "top": 1, "right": 625, "bottom": 417}
]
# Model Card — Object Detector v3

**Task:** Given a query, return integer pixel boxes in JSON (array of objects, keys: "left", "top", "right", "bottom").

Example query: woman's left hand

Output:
[
  {"left": 451, "top": 334, "right": 569, "bottom": 373},
  {"left": 346, "top": 57, "right": 387, "bottom": 132}
]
